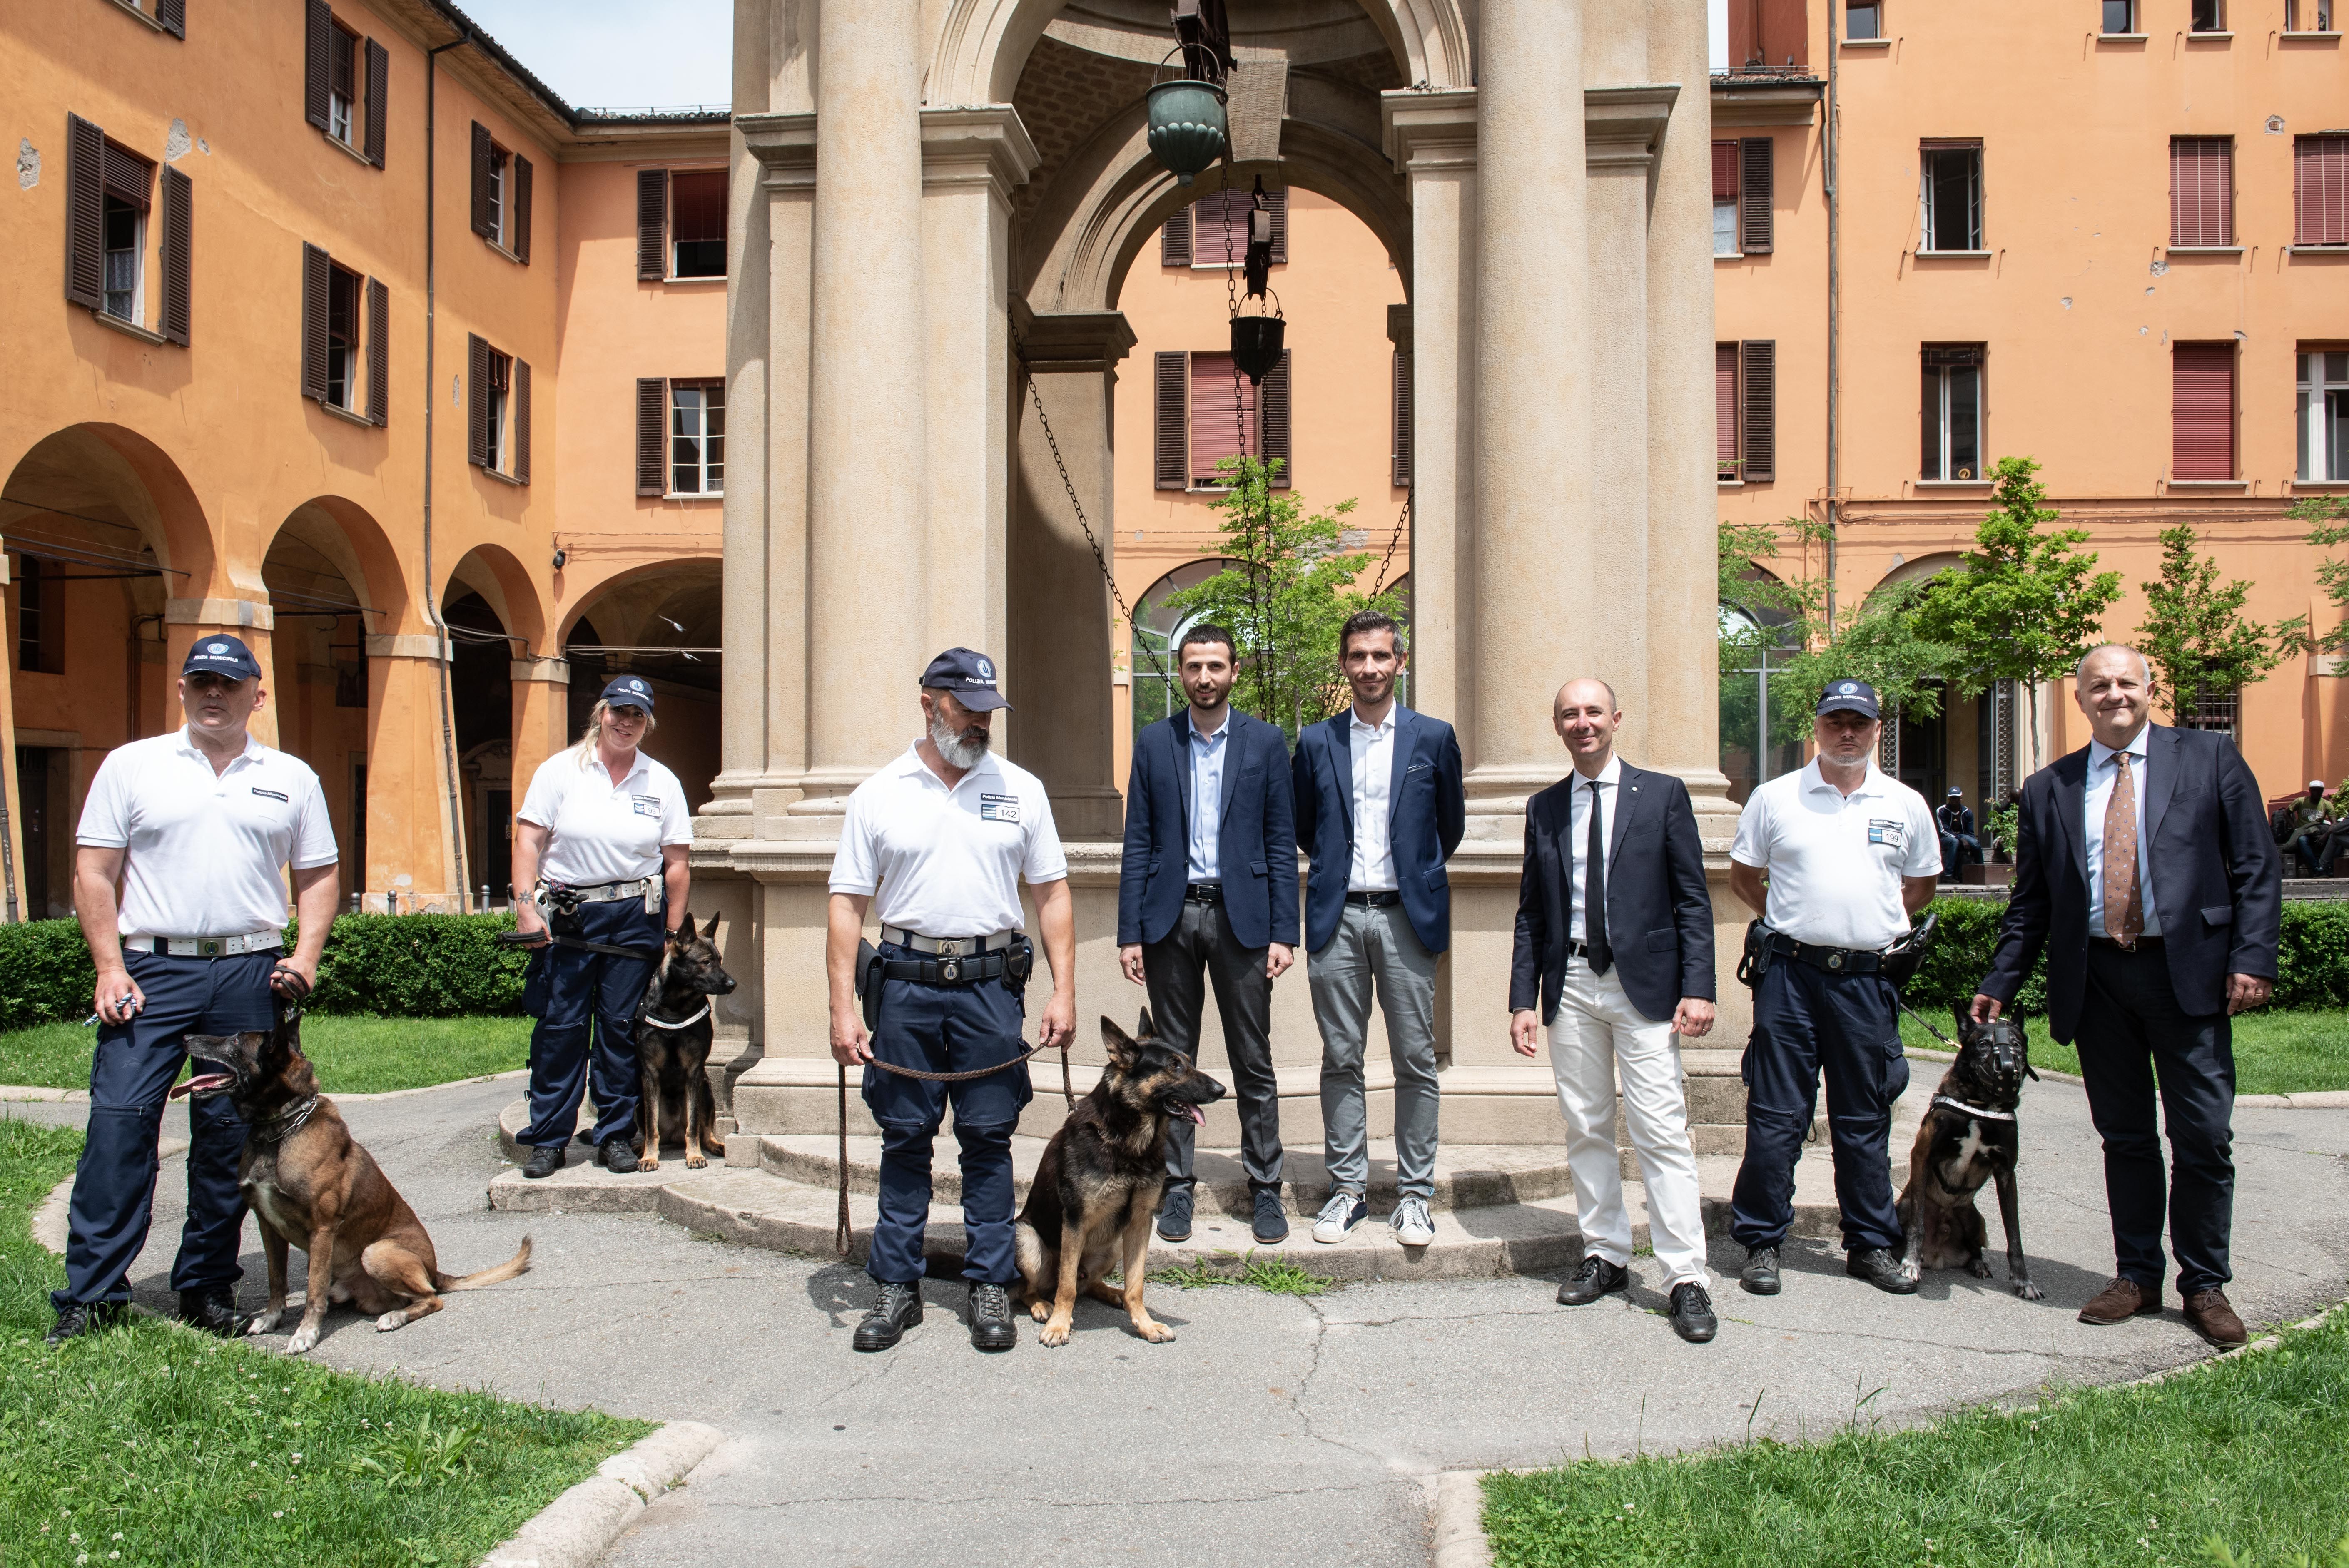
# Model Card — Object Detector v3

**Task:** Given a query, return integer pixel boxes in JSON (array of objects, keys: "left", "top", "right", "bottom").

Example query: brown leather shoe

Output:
[
  {"left": 2183, "top": 1288, "right": 2249, "bottom": 1348},
  {"left": 2078, "top": 1275, "right": 2163, "bottom": 1325}
]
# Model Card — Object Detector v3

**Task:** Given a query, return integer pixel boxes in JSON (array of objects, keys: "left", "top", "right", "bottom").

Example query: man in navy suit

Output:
[
  {"left": 1972, "top": 644, "right": 2280, "bottom": 1347},
  {"left": 1510, "top": 679, "right": 1719, "bottom": 1342},
  {"left": 1118, "top": 623, "right": 1298, "bottom": 1246},
  {"left": 1291, "top": 610, "right": 1465, "bottom": 1248}
]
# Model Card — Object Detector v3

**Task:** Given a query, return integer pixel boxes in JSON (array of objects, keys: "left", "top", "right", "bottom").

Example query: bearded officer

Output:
[{"left": 826, "top": 649, "right": 1077, "bottom": 1353}]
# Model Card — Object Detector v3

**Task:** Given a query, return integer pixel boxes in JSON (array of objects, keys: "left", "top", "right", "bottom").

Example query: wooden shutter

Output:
[
  {"left": 637, "top": 377, "right": 667, "bottom": 494},
  {"left": 1268, "top": 186, "right": 1289, "bottom": 264},
  {"left": 157, "top": 0, "right": 185, "bottom": 37},
  {"left": 469, "top": 122, "right": 494, "bottom": 239},
  {"left": 364, "top": 39, "right": 389, "bottom": 168},
  {"left": 2298, "top": 135, "right": 2349, "bottom": 246},
  {"left": 301, "top": 243, "right": 331, "bottom": 401},
  {"left": 2170, "top": 137, "right": 2233, "bottom": 247},
  {"left": 514, "top": 359, "right": 532, "bottom": 483},
  {"left": 467, "top": 333, "right": 491, "bottom": 465},
  {"left": 1262, "top": 350, "right": 1292, "bottom": 489},
  {"left": 364, "top": 276, "right": 388, "bottom": 426},
  {"left": 1739, "top": 339, "right": 1776, "bottom": 482},
  {"left": 1716, "top": 343, "right": 1740, "bottom": 473},
  {"left": 1740, "top": 138, "right": 1774, "bottom": 254},
  {"left": 1161, "top": 203, "right": 1192, "bottom": 267},
  {"left": 636, "top": 168, "right": 668, "bottom": 280},
  {"left": 103, "top": 144, "right": 151, "bottom": 210},
  {"left": 160, "top": 166, "right": 192, "bottom": 345},
  {"left": 2172, "top": 342, "right": 2235, "bottom": 479},
  {"left": 64, "top": 114, "right": 105, "bottom": 310},
  {"left": 1189, "top": 351, "right": 1250, "bottom": 483},
  {"left": 304, "top": 0, "right": 332, "bottom": 132},
  {"left": 513, "top": 155, "right": 533, "bottom": 263},
  {"left": 1153, "top": 351, "right": 1188, "bottom": 490},
  {"left": 1390, "top": 348, "right": 1413, "bottom": 489}
]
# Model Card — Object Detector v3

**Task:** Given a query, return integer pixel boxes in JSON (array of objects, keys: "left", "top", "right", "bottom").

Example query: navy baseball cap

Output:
[
  {"left": 1816, "top": 679, "right": 1882, "bottom": 720},
  {"left": 600, "top": 674, "right": 655, "bottom": 712},
  {"left": 183, "top": 635, "right": 263, "bottom": 681},
  {"left": 1947, "top": 786, "right": 1964, "bottom": 798},
  {"left": 921, "top": 647, "right": 1011, "bottom": 712}
]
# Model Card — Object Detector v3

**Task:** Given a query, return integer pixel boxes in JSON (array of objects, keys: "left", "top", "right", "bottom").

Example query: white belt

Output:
[
  {"left": 879, "top": 926, "right": 1017, "bottom": 956},
  {"left": 125, "top": 931, "right": 284, "bottom": 957},
  {"left": 555, "top": 876, "right": 660, "bottom": 903}
]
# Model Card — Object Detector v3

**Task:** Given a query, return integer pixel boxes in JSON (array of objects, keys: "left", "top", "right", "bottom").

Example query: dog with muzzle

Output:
[
  {"left": 175, "top": 1007, "right": 532, "bottom": 1353},
  {"left": 1895, "top": 1005, "right": 2043, "bottom": 1299}
]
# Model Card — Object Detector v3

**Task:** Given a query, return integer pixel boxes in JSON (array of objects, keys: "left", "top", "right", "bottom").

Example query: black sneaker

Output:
[
  {"left": 1741, "top": 1245, "right": 1781, "bottom": 1296},
  {"left": 967, "top": 1281, "right": 1017, "bottom": 1352},
  {"left": 853, "top": 1281, "right": 924, "bottom": 1351},
  {"left": 1251, "top": 1187, "right": 1290, "bottom": 1245},
  {"left": 1555, "top": 1254, "right": 1631, "bottom": 1306},
  {"left": 598, "top": 1138, "right": 641, "bottom": 1174},
  {"left": 178, "top": 1289, "right": 248, "bottom": 1337},
  {"left": 1157, "top": 1185, "right": 1194, "bottom": 1244},
  {"left": 1669, "top": 1282, "right": 1719, "bottom": 1343},
  {"left": 1846, "top": 1245, "right": 1920, "bottom": 1295},
  {"left": 522, "top": 1144, "right": 566, "bottom": 1179},
  {"left": 46, "top": 1301, "right": 128, "bottom": 1346}
]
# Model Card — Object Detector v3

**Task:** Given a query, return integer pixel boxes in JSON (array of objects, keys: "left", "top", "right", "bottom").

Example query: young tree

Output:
[
  {"left": 2295, "top": 495, "right": 2349, "bottom": 669},
  {"left": 1776, "top": 577, "right": 1956, "bottom": 737},
  {"left": 2133, "top": 523, "right": 2304, "bottom": 727},
  {"left": 1159, "top": 454, "right": 1403, "bottom": 739},
  {"left": 1913, "top": 456, "right": 2123, "bottom": 773}
]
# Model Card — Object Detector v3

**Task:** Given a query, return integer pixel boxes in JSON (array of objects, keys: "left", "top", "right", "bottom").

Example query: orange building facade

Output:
[{"left": 0, "top": 0, "right": 729, "bottom": 918}]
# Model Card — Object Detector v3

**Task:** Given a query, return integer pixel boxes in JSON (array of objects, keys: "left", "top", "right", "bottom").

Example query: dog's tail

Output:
[{"left": 434, "top": 1235, "right": 533, "bottom": 1292}]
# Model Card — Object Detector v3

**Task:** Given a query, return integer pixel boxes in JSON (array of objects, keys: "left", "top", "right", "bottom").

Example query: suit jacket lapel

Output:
[
  {"left": 2052, "top": 748, "right": 2089, "bottom": 893},
  {"left": 1607, "top": 764, "right": 1637, "bottom": 871},
  {"left": 2143, "top": 724, "right": 2178, "bottom": 850},
  {"left": 1218, "top": 714, "right": 1244, "bottom": 827},
  {"left": 1327, "top": 715, "right": 1353, "bottom": 840},
  {"left": 1387, "top": 707, "right": 1415, "bottom": 830},
  {"left": 1170, "top": 715, "right": 1192, "bottom": 831}
]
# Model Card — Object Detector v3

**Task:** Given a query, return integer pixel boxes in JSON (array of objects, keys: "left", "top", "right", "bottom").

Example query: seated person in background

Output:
[
  {"left": 1937, "top": 787, "right": 1982, "bottom": 879},
  {"left": 2287, "top": 780, "right": 2342, "bottom": 878}
]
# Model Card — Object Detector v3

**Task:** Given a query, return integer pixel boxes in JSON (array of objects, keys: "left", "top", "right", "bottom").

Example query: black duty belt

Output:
[
  {"left": 876, "top": 951, "right": 1014, "bottom": 987},
  {"left": 1765, "top": 931, "right": 1883, "bottom": 975},
  {"left": 1345, "top": 890, "right": 1402, "bottom": 908},
  {"left": 1185, "top": 882, "right": 1223, "bottom": 904}
]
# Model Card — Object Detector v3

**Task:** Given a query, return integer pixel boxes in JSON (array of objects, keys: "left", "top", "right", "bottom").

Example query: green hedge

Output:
[{"left": 0, "top": 913, "right": 531, "bottom": 1030}]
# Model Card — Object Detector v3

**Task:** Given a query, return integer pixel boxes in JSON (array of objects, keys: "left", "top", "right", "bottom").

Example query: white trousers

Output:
[{"left": 1545, "top": 957, "right": 1710, "bottom": 1287}]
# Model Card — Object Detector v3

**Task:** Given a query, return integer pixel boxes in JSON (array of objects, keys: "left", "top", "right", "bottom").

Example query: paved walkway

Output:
[{"left": 12, "top": 1072, "right": 2348, "bottom": 1568}]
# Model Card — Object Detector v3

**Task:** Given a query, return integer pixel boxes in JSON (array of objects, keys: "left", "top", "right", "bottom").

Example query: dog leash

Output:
[{"left": 494, "top": 931, "right": 664, "bottom": 961}]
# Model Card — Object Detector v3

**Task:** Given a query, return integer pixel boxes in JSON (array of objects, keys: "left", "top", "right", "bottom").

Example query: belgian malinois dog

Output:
[
  {"left": 1896, "top": 1006, "right": 2043, "bottom": 1299},
  {"left": 1013, "top": 1010, "right": 1228, "bottom": 1347},
  {"left": 631, "top": 911, "right": 737, "bottom": 1172},
  {"left": 176, "top": 1008, "right": 532, "bottom": 1354}
]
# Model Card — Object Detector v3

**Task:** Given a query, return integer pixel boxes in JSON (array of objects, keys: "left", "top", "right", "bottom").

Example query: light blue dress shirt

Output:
[
  {"left": 1186, "top": 712, "right": 1229, "bottom": 883},
  {"left": 2084, "top": 727, "right": 2159, "bottom": 938}
]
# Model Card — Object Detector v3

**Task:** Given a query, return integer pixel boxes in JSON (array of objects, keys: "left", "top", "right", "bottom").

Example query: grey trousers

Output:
[
  {"left": 1146, "top": 897, "right": 1283, "bottom": 1192},
  {"left": 1310, "top": 899, "right": 1441, "bottom": 1200}
]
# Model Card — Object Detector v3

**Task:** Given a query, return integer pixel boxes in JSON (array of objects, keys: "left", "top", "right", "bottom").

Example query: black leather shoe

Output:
[
  {"left": 1157, "top": 1185, "right": 1194, "bottom": 1243},
  {"left": 1846, "top": 1245, "right": 1920, "bottom": 1295},
  {"left": 522, "top": 1144, "right": 566, "bottom": 1179},
  {"left": 967, "top": 1281, "right": 1017, "bottom": 1352},
  {"left": 853, "top": 1281, "right": 924, "bottom": 1351},
  {"left": 1669, "top": 1282, "right": 1719, "bottom": 1343},
  {"left": 598, "top": 1138, "right": 640, "bottom": 1174},
  {"left": 178, "top": 1289, "right": 248, "bottom": 1337},
  {"left": 1555, "top": 1254, "right": 1631, "bottom": 1306},
  {"left": 1741, "top": 1245, "right": 1781, "bottom": 1296},
  {"left": 1251, "top": 1187, "right": 1290, "bottom": 1245},
  {"left": 46, "top": 1301, "right": 128, "bottom": 1346}
]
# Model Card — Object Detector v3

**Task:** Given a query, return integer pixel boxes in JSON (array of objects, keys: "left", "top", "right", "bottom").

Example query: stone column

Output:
[
  {"left": 362, "top": 632, "right": 459, "bottom": 904},
  {"left": 705, "top": 112, "right": 773, "bottom": 836}
]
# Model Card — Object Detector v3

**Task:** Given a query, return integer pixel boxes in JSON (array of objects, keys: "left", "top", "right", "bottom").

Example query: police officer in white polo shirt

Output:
[
  {"left": 49, "top": 635, "right": 341, "bottom": 1345},
  {"left": 510, "top": 674, "right": 694, "bottom": 1178},
  {"left": 825, "top": 649, "right": 1077, "bottom": 1354},
  {"left": 1726, "top": 680, "right": 1940, "bottom": 1299}
]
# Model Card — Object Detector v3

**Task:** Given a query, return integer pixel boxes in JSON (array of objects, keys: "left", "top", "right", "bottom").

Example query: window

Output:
[
  {"left": 2287, "top": 0, "right": 2335, "bottom": 30},
  {"left": 2297, "top": 135, "right": 2349, "bottom": 246},
  {"left": 486, "top": 351, "right": 510, "bottom": 470},
  {"left": 1921, "top": 142, "right": 1983, "bottom": 251},
  {"left": 1161, "top": 187, "right": 1288, "bottom": 267},
  {"left": 306, "top": 5, "right": 386, "bottom": 166},
  {"left": 2102, "top": 0, "right": 2137, "bottom": 32},
  {"left": 2170, "top": 137, "right": 2234, "bottom": 246},
  {"left": 2298, "top": 351, "right": 2349, "bottom": 481},
  {"left": 2172, "top": 342, "right": 2237, "bottom": 480},
  {"left": 1151, "top": 350, "right": 1291, "bottom": 490},
  {"left": 670, "top": 382, "right": 725, "bottom": 494},
  {"left": 470, "top": 123, "right": 533, "bottom": 262},
  {"left": 301, "top": 243, "right": 386, "bottom": 423},
  {"left": 1846, "top": 2, "right": 1882, "bottom": 40},
  {"left": 103, "top": 182, "right": 142, "bottom": 322},
  {"left": 1713, "top": 142, "right": 1740, "bottom": 255},
  {"left": 324, "top": 263, "right": 359, "bottom": 409},
  {"left": 1921, "top": 344, "right": 1984, "bottom": 481},
  {"left": 1712, "top": 139, "right": 1774, "bottom": 256},
  {"left": 65, "top": 115, "right": 190, "bottom": 341},
  {"left": 327, "top": 20, "right": 356, "bottom": 142},
  {"left": 2190, "top": 0, "right": 2225, "bottom": 30},
  {"left": 2176, "top": 685, "right": 2239, "bottom": 738},
  {"left": 15, "top": 557, "right": 63, "bottom": 675},
  {"left": 468, "top": 334, "right": 530, "bottom": 480},
  {"left": 1716, "top": 342, "right": 1777, "bottom": 481},
  {"left": 671, "top": 171, "right": 726, "bottom": 278}
]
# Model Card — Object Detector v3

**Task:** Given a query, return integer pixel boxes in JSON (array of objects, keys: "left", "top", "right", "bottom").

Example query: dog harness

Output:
[
  {"left": 1931, "top": 1093, "right": 2017, "bottom": 1123},
  {"left": 247, "top": 1094, "right": 323, "bottom": 1147},
  {"left": 640, "top": 1001, "right": 711, "bottom": 1031}
]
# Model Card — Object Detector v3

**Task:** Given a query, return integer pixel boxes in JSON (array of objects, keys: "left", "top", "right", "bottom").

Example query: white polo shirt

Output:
[
  {"left": 1730, "top": 760, "right": 1940, "bottom": 950},
  {"left": 829, "top": 743, "right": 1068, "bottom": 938},
  {"left": 77, "top": 727, "right": 339, "bottom": 941},
  {"left": 516, "top": 747, "right": 693, "bottom": 885}
]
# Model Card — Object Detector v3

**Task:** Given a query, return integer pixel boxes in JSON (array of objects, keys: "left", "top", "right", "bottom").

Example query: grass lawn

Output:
[
  {"left": 1483, "top": 1304, "right": 2349, "bottom": 1568},
  {"left": 0, "top": 1015, "right": 531, "bottom": 1096},
  {"left": 0, "top": 1118, "right": 650, "bottom": 1568},
  {"left": 1899, "top": 1009, "right": 2349, "bottom": 1096}
]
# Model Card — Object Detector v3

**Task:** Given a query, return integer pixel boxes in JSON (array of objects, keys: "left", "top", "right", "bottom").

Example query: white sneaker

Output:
[
  {"left": 1312, "top": 1190, "right": 1367, "bottom": 1244},
  {"left": 1390, "top": 1195, "right": 1435, "bottom": 1247}
]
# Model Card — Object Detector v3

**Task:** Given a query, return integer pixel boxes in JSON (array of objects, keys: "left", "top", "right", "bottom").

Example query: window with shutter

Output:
[
  {"left": 514, "top": 359, "right": 532, "bottom": 484},
  {"left": 2170, "top": 137, "right": 2233, "bottom": 247},
  {"left": 1712, "top": 141, "right": 1740, "bottom": 255},
  {"left": 2298, "top": 348, "right": 2349, "bottom": 482},
  {"left": 1161, "top": 204, "right": 1192, "bottom": 266},
  {"left": 637, "top": 380, "right": 668, "bottom": 494},
  {"left": 1391, "top": 348, "right": 1413, "bottom": 489},
  {"left": 301, "top": 243, "right": 331, "bottom": 401},
  {"left": 64, "top": 114, "right": 105, "bottom": 310},
  {"left": 1739, "top": 138, "right": 1774, "bottom": 253},
  {"left": 1189, "top": 351, "right": 1255, "bottom": 485},
  {"left": 2172, "top": 342, "right": 2235, "bottom": 480},
  {"left": 2296, "top": 135, "right": 2349, "bottom": 246},
  {"left": 513, "top": 155, "right": 533, "bottom": 264},
  {"left": 469, "top": 122, "right": 495, "bottom": 239},
  {"left": 304, "top": 0, "right": 333, "bottom": 133},
  {"left": 467, "top": 333, "right": 491, "bottom": 466},
  {"left": 324, "top": 262, "right": 360, "bottom": 410},
  {"left": 364, "top": 276, "right": 388, "bottom": 426},
  {"left": 95, "top": 141, "right": 154, "bottom": 326},
  {"left": 1921, "top": 343, "right": 1985, "bottom": 480},
  {"left": 1186, "top": 188, "right": 1288, "bottom": 267},
  {"left": 1262, "top": 352, "right": 1292, "bottom": 489},
  {"left": 157, "top": 0, "right": 185, "bottom": 37},
  {"left": 1153, "top": 352, "right": 1188, "bottom": 490},
  {"left": 327, "top": 19, "right": 358, "bottom": 144},
  {"left": 1739, "top": 340, "right": 1775, "bottom": 482},
  {"left": 637, "top": 169, "right": 670, "bottom": 281},
  {"left": 160, "top": 165, "right": 191, "bottom": 345},
  {"left": 670, "top": 170, "right": 726, "bottom": 277},
  {"left": 670, "top": 381, "right": 725, "bottom": 494},
  {"left": 364, "top": 39, "right": 389, "bottom": 168},
  {"left": 1716, "top": 343, "right": 1741, "bottom": 478}
]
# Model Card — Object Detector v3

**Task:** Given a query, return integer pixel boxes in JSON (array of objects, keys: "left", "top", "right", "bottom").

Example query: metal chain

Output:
[{"left": 1368, "top": 490, "right": 1410, "bottom": 597}]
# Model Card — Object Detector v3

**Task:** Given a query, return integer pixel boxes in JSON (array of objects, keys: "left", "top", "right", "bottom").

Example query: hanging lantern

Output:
[
  {"left": 1146, "top": 77, "right": 1228, "bottom": 186},
  {"left": 1230, "top": 313, "right": 1284, "bottom": 384}
]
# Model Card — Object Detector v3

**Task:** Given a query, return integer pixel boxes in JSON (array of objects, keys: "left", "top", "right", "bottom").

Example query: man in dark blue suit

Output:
[
  {"left": 1972, "top": 644, "right": 2280, "bottom": 1347},
  {"left": 1291, "top": 610, "right": 1465, "bottom": 1248},
  {"left": 1118, "top": 623, "right": 1298, "bottom": 1245}
]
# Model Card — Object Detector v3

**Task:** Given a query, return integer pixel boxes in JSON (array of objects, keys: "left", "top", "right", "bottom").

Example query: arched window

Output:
[{"left": 1129, "top": 559, "right": 1239, "bottom": 733}]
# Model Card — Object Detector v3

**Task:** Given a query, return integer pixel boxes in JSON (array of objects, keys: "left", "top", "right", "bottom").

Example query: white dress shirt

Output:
[
  {"left": 1566, "top": 755, "right": 1622, "bottom": 941},
  {"left": 1186, "top": 710, "right": 1230, "bottom": 883},
  {"left": 2084, "top": 726, "right": 2160, "bottom": 937},
  {"left": 1347, "top": 705, "right": 1397, "bottom": 891}
]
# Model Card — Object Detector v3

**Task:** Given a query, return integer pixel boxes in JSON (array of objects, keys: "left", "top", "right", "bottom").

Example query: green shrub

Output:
[
  {"left": 0, "top": 918, "right": 102, "bottom": 1031},
  {"left": 2272, "top": 901, "right": 2349, "bottom": 1011}
]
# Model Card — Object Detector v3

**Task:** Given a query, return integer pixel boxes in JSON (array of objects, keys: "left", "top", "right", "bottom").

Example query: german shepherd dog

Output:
[
  {"left": 1896, "top": 1005, "right": 2043, "bottom": 1299},
  {"left": 175, "top": 1007, "right": 532, "bottom": 1354},
  {"left": 630, "top": 912, "right": 737, "bottom": 1172},
  {"left": 1014, "top": 1010, "right": 1228, "bottom": 1346}
]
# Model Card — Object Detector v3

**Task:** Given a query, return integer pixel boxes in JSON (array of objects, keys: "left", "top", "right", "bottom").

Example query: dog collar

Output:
[
  {"left": 641, "top": 1002, "right": 711, "bottom": 1031},
  {"left": 249, "top": 1094, "right": 322, "bottom": 1145},
  {"left": 1932, "top": 1093, "right": 2017, "bottom": 1123}
]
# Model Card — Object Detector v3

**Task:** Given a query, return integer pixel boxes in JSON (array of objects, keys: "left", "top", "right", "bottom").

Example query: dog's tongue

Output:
[
  {"left": 169, "top": 1073, "right": 232, "bottom": 1102},
  {"left": 1181, "top": 1103, "right": 1206, "bottom": 1126}
]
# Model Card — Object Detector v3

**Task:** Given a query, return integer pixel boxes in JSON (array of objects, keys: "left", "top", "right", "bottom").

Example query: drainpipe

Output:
[
  {"left": 1823, "top": 0, "right": 1841, "bottom": 640},
  {"left": 426, "top": 28, "right": 472, "bottom": 912}
]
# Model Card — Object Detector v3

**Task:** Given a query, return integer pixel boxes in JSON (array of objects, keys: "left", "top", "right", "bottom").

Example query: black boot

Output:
[
  {"left": 598, "top": 1138, "right": 640, "bottom": 1174},
  {"left": 967, "top": 1281, "right": 1017, "bottom": 1353},
  {"left": 1555, "top": 1254, "right": 1631, "bottom": 1306},
  {"left": 1846, "top": 1246, "right": 1919, "bottom": 1295},
  {"left": 46, "top": 1301, "right": 128, "bottom": 1346},
  {"left": 522, "top": 1144, "right": 566, "bottom": 1179},
  {"left": 1740, "top": 1245, "right": 1781, "bottom": 1296},
  {"left": 178, "top": 1289, "right": 248, "bottom": 1337},
  {"left": 853, "top": 1281, "right": 924, "bottom": 1351}
]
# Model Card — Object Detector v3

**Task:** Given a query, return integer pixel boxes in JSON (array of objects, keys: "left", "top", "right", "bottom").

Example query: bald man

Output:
[{"left": 1510, "top": 679, "right": 1720, "bottom": 1342}]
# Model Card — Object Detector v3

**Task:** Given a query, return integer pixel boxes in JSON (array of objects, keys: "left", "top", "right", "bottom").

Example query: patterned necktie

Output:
[
  {"left": 2102, "top": 752, "right": 2143, "bottom": 947},
  {"left": 1584, "top": 779, "right": 1612, "bottom": 975}
]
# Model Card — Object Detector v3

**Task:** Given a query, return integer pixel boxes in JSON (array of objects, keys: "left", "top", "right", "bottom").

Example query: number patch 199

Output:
[
  {"left": 980, "top": 793, "right": 1021, "bottom": 825},
  {"left": 1867, "top": 819, "right": 1906, "bottom": 850}
]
